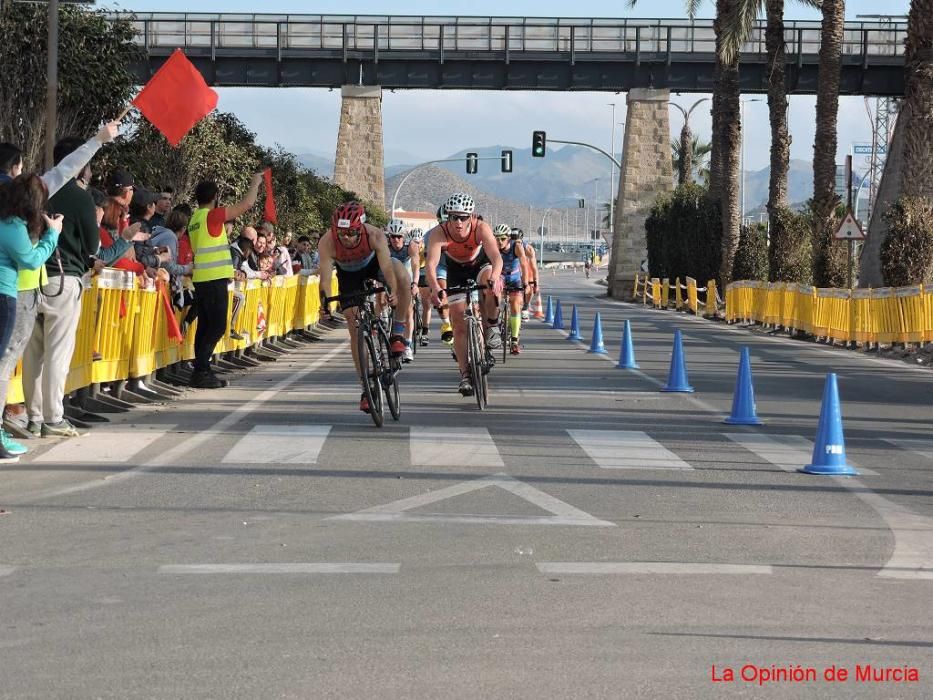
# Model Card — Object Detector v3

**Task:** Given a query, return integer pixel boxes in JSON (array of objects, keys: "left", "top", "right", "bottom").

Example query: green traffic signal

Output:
[{"left": 532, "top": 130, "right": 546, "bottom": 158}]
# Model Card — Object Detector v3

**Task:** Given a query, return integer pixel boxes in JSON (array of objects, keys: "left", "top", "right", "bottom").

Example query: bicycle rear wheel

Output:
[
  {"left": 468, "top": 320, "right": 486, "bottom": 411},
  {"left": 411, "top": 295, "right": 423, "bottom": 357},
  {"left": 357, "top": 327, "right": 384, "bottom": 427},
  {"left": 500, "top": 302, "right": 509, "bottom": 366},
  {"left": 377, "top": 324, "right": 401, "bottom": 421}
]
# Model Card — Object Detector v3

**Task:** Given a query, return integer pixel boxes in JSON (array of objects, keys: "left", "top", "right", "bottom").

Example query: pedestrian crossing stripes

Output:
[
  {"left": 158, "top": 563, "right": 400, "bottom": 574},
  {"left": 221, "top": 424, "right": 331, "bottom": 464},
  {"left": 411, "top": 427, "right": 504, "bottom": 468},
  {"left": 884, "top": 439, "right": 933, "bottom": 462},
  {"left": 0, "top": 566, "right": 15, "bottom": 578},
  {"left": 536, "top": 562, "right": 773, "bottom": 575},
  {"left": 32, "top": 425, "right": 177, "bottom": 464},
  {"left": 568, "top": 430, "right": 693, "bottom": 470},
  {"left": 725, "top": 433, "right": 877, "bottom": 476}
]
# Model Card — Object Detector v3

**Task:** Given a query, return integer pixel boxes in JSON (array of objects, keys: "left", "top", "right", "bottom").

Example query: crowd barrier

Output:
[
  {"left": 6, "top": 271, "right": 334, "bottom": 404},
  {"left": 632, "top": 274, "right": 720, "bottom": 317},
  {"left": 725, "top": 280, "right": 933, "bottom": 346}
]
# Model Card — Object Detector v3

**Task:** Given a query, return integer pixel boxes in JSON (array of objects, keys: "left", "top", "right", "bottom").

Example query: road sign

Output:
[
  {"left": 853, "top": 143, "right": 886, "bottom": 156},
  {"left": 834, "top": 211, "right": 866, "bottom": 240}
]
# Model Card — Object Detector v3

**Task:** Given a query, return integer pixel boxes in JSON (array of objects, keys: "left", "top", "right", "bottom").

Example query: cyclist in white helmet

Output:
[
  {"left": 420, "top": 206, "right": 452, "bottom": 346},
  {"left": 511, "top": 228, "right": 538, "bottom": 320},
  {"left": 385, "top": 219, "right": 420, "bottom": 362},
  {"left": 425, "top": 192, "right": 503, "bottom": 397},
  {"left": 494, "top": 224, "right": 528, "bottom": 354}
]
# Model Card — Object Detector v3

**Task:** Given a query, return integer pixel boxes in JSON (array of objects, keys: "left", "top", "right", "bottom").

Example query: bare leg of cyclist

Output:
[
  {"left": 418, "top": 285, "right": 432, "bottom": 345},
  {"left": 477, "top": 267, "right": 501, "bottom": 350},
  {"left": 387, "top": 259, "right": 413, "bottom": 358}
]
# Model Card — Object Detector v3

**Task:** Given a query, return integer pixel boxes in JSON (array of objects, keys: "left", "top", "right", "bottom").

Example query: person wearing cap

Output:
[
  {"left": 128, "top": 186, "right": 160, "bottom": 233},
  {"left": 187, "top": 174, "right": 263, "bottom": 389}
]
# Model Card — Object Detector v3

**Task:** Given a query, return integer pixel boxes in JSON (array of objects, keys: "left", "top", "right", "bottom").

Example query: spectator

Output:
[
  {"left": 150, "top": 209, "right": 192, "bottom": 282},
  {"left": 150, "top": 187, "right": 173, "bottom": 229},
  {"left": 187, "top": 173, "right": 262, "bottom": 389},
  {"left": 235, "top": 227, "right": 266, "bottom": 281},
  {"left": 0, "top": 176, "right": 63, "bottom": 460},
  {"left": 128, "top": 186, "right": 159, "bottom": 233},
  {"left": 254, "top": 233, "right": 276, "bottom": 278},
  {"left": 93, "top": 189, "right": 142, "bottom": 272},
  {"left": 294, "top": 234, "right": 314, "bottom": 271},
  {"left": 22, "top": 136, "right": 111, "bottom": 438}
]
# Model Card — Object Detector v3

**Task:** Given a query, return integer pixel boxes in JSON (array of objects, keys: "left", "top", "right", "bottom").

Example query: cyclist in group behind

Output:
[
  {"left": 512, "top": 229, "right": 539, "bottom": 320},
  {"left": 318, "top": 202, "right": 413, "bottom": 413},
  {"left": 494, "top": 224, "right": 528, "bottom": 355},
  {"left": 386, "top": 218, "right": 420, "bottom": 362},
  {"left": 419, "top": 205, "right": 453, "bottom": 347},
  {"left": 425, "top": 193, "right": 503, "bottom": 397}
]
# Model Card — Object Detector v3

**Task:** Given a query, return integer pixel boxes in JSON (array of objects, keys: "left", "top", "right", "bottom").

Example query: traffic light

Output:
[
  {"left": 532, "top": 130, "right": 546, "bottom": 157},
  {"left": 501, "top": 149, "right": 513, "bottom": 173},
  {"left": 578, "top": 198, "right": 585, "bottom": 208},
  {"left": 466, "top": 152, "right": 478, "bottom": 174}
]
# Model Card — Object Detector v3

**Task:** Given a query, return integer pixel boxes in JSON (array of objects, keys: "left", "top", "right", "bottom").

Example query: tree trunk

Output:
[
  {"left": 717, "top": 0, "right": 742, "bottom": 286},
  {"left": 765, "top": 0, "right": 793, "bottom": 281},
  {"left": 900, "top": 0, "right": 933, "bottom": 199},
  {"left": 811, "top": 0, "right": 848, "bottom": 288},
  {"left": 708, "top": 3, "right": 724, "bottom": 201},
  {"left": 679, "top": 123, "right": 692, "bottom": 185}
]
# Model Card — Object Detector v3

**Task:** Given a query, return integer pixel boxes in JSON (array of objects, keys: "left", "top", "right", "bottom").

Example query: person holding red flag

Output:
[{"left": 187, "top": 173, "right": 263, "bottom": 389}]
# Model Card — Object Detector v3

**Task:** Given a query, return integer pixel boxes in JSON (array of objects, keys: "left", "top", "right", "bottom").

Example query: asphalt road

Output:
[{"left": 1, "top": 271, "right": 931, "bottom": 700}]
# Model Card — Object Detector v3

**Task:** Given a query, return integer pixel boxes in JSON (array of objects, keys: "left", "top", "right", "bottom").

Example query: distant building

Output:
[{"left": 391, "top": 209, "right": 439, "bottom": 231}]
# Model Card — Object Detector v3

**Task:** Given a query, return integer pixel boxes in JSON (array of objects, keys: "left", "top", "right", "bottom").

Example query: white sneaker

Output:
[
  {"left": 521, "top": 310, "right": 530, "bottom": 321},
  {"left": 402, "top": 346, "right": 414, "bottom": 363},
  {"left": 486, "top": 326, "right": 502, "bottom": 350}
]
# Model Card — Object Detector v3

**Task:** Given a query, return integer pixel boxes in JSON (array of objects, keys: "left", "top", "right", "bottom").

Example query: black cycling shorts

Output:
[
  {"left": 445, "top": 252, "right": 490, "bottom": 301},
  {"left": 335, "top": 257, "right": 385, "bottom": 310}
]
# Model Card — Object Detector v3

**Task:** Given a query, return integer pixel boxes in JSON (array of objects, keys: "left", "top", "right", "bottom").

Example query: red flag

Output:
[
  {"left": 132, "top": 49, "right": 218, "bottom": 147},
  {"left": 158, "top": 281, "right": 184, "bottom": 344},
  {"left": 263, "top": 168, "right": 277, "bottom": 224}
]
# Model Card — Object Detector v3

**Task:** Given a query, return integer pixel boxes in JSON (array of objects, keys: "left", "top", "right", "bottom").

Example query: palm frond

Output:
[
  {"left": 719, "top": 0, "right": 764, "bottom": 65},
  {"left": 685, "top": 0, "right": 704, "bottom": 18}
]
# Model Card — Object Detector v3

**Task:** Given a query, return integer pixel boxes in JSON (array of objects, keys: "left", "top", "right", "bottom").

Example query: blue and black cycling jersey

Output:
[
  {"left": 499, "top": 240, "right": 522, "bottom": 278},
  {"left": 389, "top": 245, "right": 411, "bottom": 265}
]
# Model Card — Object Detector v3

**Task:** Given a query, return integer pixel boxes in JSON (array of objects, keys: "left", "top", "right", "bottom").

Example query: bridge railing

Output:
[{"left": 111, "top": 14, "right": 906, "bottom": 59}]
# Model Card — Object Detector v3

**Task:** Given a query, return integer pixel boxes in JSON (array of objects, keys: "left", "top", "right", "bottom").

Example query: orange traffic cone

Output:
[{"left": 533, "top": 293, "right": 544, "bottom": 319}]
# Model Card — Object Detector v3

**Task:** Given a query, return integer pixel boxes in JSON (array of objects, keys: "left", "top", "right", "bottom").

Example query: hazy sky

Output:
[{"left": 109, "top": 0, "right": 909, "bottom": 172}]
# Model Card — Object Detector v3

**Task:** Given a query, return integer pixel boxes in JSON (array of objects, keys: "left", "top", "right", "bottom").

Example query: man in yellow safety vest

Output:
[{"left": 188, "top": 173, "right": 262, "bottom": 388}]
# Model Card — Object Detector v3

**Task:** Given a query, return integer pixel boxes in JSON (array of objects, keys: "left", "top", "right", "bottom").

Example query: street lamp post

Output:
[
  {"left": 608, "top": 103, "right": 616, "bottom": 259},
  {"left": 740, "top": 98, "right": 763, "bottom": 221}
]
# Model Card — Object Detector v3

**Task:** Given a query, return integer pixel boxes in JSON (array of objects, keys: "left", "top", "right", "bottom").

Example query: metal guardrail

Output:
[{"left": 110, "top": 13, "right": 905, "bottom": 60}]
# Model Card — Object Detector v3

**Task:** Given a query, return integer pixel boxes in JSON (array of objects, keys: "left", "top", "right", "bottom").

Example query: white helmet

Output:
[
  {"left": 493, "top": 223, "right": 512, "bottom": 238},
  {"left": 445, "top": 192, "right": 475, "bottom": 215},
  {"left": 385, "top": 218, "right": 405, "bottom": 235},
  {"left": 408, "top": 227, "right": 424, "bottom": 242}
]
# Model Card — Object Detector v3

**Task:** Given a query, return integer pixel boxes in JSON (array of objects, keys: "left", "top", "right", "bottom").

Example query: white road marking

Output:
[
  {"left": 0, "top": 566, "right": 15, "bottom": 578},
  {"left": 329, "top": 472, "right": 615, "bottom": 527},
  {"left": 411, "top": 427, "right": 504, "bottom": 468},
  {"left": 725, "top": 432, "right": 877, "bottom": 476},
  {"left": 158, "top": 563, "right": 400, "bottom": 574},
  {"left": 884, "top": 439, "right": 933, "bottom": 462},
  {"left": 537, "top": 562, "right": 773, "bottom": 575},
  {"left": 20, "top": 343, "right": 348, "bottom": 501},
  {"left": 221, "top": 425, "right": 330, "bottom": 464},
  {"left": 568, "top": 429, "right": 693, "bottom": 470},
  {"left": 32, "top": 426, "right": 175, "bottom": 464}
]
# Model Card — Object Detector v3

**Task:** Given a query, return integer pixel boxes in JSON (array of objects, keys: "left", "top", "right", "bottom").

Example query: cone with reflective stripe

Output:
[
  {"left": 617, "top": 320, "right": 639, "bottom": 369},
  {"left": 800, "top": 373, "right": 858, "bottom": 475},
  {"left": 588, "top": 313, "right": 607, "bottom": 354},
  {"left": 534, "top": 293, "right": 544, "bottom": 319},
  {"left": 723, "top": 346, "right": 762, "bottom": 425},
  {"left": 660, "top": 329, "right": 694, "bottom": 393},
  {"left": 544, "top": 295, "right": 554, "bottom": 324},
  {"left": 568, "top": 305, "right": 582, "bottom": 340},
  {"left": 552, "top": 299, "right": 564, "bottom": 330}
]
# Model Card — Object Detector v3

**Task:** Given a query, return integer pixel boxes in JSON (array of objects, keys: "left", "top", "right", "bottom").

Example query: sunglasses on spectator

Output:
[{"left": 448, "top": 214, "right": 471, "bottom": 222}]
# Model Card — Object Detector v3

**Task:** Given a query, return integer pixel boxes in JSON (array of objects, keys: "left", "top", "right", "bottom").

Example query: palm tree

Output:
[
  {"left": 669, "top": 99, "right": 709, "bottom": 185},
  {"left": 899, "top": 0, "right": 933, "bottom": 199},
  {"left": 671, "top": 136, "right": 712, "bottom": 185},
  {"left": 811, "top": 0, "right": 848, "bottom": 287},
  {"left": 716, "top": 0, "right": 742, "bottom": 285}
]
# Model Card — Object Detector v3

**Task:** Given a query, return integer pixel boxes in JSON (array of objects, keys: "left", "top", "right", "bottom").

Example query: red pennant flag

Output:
[
  {"left": 132, "top": 49, "right": 219, "bottom": 147},
  {"left": 158, "top": 282, "right": 184, "bottom": 343},
  {"left": 263, "top": 168, "right": 277, "bottom": 224}
]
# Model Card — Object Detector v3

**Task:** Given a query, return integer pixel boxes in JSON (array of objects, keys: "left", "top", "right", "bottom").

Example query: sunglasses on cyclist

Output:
[
  {"left": 389, "top": 234, "right": 404, "bottom": 239},
  {"left": 448, "top": 214, "right": 471, "bottom": 222}
]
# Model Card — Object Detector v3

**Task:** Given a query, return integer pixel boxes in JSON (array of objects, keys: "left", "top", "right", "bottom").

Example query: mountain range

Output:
[{"left": 299, "top": 147, "right": 822, "bottom": 212}]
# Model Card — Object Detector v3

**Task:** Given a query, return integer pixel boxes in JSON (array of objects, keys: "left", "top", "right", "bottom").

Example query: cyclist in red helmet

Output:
[{"left": 318, "top": 201, "right": 413, "bottom": 413}]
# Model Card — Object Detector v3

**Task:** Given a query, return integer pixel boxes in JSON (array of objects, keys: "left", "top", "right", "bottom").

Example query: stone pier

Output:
[
  {"left": 333, "top": 85, "right": 385, "bottom": 207},
  {"left": 608, "top": 89, "right": 674, "bottom": 299}
]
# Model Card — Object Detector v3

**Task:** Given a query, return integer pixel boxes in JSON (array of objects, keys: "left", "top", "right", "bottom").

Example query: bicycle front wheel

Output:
[
  {"left": 500, "top": 303, "right": 509, "bottom": 366},
  {"left": 358, "top": 327, "right": 384, "bottom": 427},
  {"left": 377, "top": 324, "right": 401, "bottom": 421},
  {"left": 468, "top": 319, "right": 486, "bottom": 411}
]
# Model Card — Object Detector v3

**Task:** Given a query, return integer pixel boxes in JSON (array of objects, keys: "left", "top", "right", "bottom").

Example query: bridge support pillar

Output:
[
  {"left": 607, "top": 88, "right": 674, "bottom": 299},
  {"left": 333, "top": 85, "right": 385, "bottom": 207}
]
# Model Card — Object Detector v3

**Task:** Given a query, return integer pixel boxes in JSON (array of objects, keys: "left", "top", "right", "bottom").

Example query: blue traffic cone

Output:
[
  {"left": 723, "top": 346, "right": 763, "bottom": 425},
  {"left": 588, "top": 313, "right": 607, "bottom": 354},
  {"left": 617, "top": 320, "right": 639, "bottom": 369},
  {"left": 800, "top": 373, "right": 858, "bottom": 476},
  {"left": 660, "top": 329, "right": 694, "bottom": 393},
  {"left": 544, "top": 295, "right": 554, "bottom": 324},
  {"left": 568, "top": 305, "right": 582, "bottom": 340},
  {"left": 552, "top": 299, "right": 564, "bottom": 330}
]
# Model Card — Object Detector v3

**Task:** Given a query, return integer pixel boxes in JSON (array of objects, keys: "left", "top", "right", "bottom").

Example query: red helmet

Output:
[{"left": 332, "top": 201, "right": 366, "bottom": 232}]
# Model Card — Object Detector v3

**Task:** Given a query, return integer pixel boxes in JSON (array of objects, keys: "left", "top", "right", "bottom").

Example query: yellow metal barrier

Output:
[
  {"left": 660, "top": 278, "right": 670, "bottom": 309},
  {"left": 924, "top": 284, "right": 933, "bottom": 342},
  {"left": 129, "top": 283, "right": 159, "bottom": 379},
  {"left": 674, "top": 277, "right": 683, "bottom": 311},
  {"left": 685, "top": 277, "right": 698, "bottom": 314}
]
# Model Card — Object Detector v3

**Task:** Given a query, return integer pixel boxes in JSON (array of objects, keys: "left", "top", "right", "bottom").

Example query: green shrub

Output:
[
  {"left": 880, "top": 196, "right": 933, "bottom": 286},
  {"left": 768, "top": 207, "right": 813, "bottom": 284},
  {"left": 733, "top": 223, "right": 769, "bottom": 281},
  {"left": 644, "top": 183, "right": 721, "bottom": 284}
]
